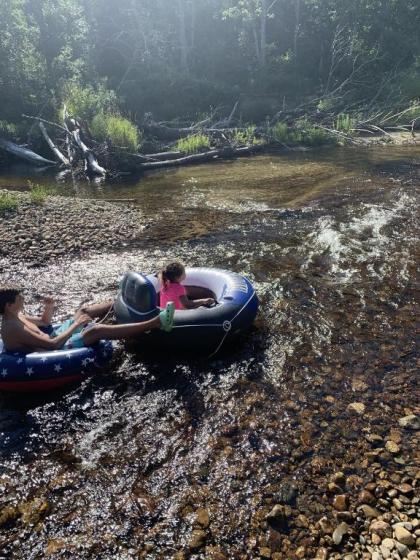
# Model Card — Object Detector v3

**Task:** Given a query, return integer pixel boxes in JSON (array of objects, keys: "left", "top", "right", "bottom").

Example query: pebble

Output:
[
  {"left": 382, "top": 538, "right": 395, "bottom": 550},
  {"left": 394, "top": 526, "right": 415, "bottom": 546},
  {"left": 332, "top": 522, "right": 349, "bottom": 545},
  {"left": 347, "top": 402, "right": 366, "bottom": 415},
  {"left": 398, "top": 415, "right": 420, "bottom": 430},
  {"left": 333, "top": 494, "right": 348, "bottom": 511},
  {"left": 370, "top": 520, "right": 392, "bottom": 538},
  {"left": 188, "top": 529, "right": 207, "bottom": 550},
  {"left": 360, "top": 504, "right": 381, "bottom": 518},
  {"left": 385, "top": 441, "right": 400, "bottom": 454}
]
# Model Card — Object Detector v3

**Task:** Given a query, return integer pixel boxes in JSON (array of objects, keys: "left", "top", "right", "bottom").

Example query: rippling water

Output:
[{"left": 0, "top": 146, "right": 419, "bottom": 558}]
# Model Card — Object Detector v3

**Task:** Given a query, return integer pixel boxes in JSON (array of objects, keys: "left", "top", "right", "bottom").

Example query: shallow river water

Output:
[{"left": 0, "top": 146, "right": 419, "bottom": 559}]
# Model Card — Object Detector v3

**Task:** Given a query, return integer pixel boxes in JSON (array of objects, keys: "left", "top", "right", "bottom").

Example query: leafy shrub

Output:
[
  {"left": 62, "top": 83, "right": 117, "bottom": 121},
  {"left": 176, "top": 134, "right": 211, "bottom": 154},
  {"left": 0, "top": 121, "right": 18, "bottom": 139},
  {"left": 270, "top": 122, "right": 289, "bottom": 143},
  {"left": 232, "top": 125, "right": 264, "bottom": 146},
  {"left": 28, "top": 182, "right": 54, "bottom": 205},
  {"left": 91, "top": 112, "right": 141, "bottom": 151},
  {"left": 291, "top": 118, "right": 336, "bottom": 146},
  {"left": 335, "top": 113, "right": 357, "bottom": 132},
  {"left": 0, "top": 191, "right": 20, "bottom": 215}
]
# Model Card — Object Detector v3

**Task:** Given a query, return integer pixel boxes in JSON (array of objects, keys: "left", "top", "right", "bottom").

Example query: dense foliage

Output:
[{"left": 1, "top": 0, "right": 419, "bottom": 127}]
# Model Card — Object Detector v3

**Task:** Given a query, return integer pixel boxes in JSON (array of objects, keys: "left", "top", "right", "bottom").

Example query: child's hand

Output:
[
  {"left": 74, "top": 314, "right": 91, "bottom": 328},
  {"left": 42, "top": 296, "right": 55, "bottom": 307}
]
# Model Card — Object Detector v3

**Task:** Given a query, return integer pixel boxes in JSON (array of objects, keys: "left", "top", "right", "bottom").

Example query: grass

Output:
[
  {"left": 335, "top": 113, "right": 357, "bottom": 132},
  {"left": 0, "top": 191, "right": 20, "bottom": 215},
  {"left": 232, "top": 125, "right": 264, "bottom": 146},
  {"left": 270, "top": 122, "right": 289, "bottom": 143},
  {"left": 176, "top": 133, "right": 211, "bottom": 154},
  {"left": 28, "top": 182, "right": 54, "bottom": 205},
  {"left": 91, "top": 112, "right": 141, "bottom": 151}
]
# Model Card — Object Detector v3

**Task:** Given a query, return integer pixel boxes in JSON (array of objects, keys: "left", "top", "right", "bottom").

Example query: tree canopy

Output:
[{"left": 1, "top": 0, "right": 419, "bottom": 125}]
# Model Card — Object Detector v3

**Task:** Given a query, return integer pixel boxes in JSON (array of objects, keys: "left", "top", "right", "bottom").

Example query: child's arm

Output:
[
  {"left": 23, "top": 297, "right": 55, "bottom": 326},
  {"left": 179, "top": 295, "right": 215, "bottom": 309},
  {"left": 13, "top": 314, "right": 90, "bottom": 351}
]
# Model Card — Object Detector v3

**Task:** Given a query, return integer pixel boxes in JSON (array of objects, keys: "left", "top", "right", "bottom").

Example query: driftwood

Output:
[
  {"left": 0, "top": 138, "right": 56, "bottom": 166},
  {"left": 72, "top": 129, "right": 106, "bottom": 176},
  {"left": 39, "top": 123, "right": 70, "bottom": 167},
  {"left": 137, "top": 145, "right": 271, "bottom": 171}
]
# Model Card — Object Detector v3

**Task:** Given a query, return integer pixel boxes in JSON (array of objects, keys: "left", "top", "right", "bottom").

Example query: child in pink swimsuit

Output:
[{"left": 159, "top": 262, "right": 215, "bottom": 310}]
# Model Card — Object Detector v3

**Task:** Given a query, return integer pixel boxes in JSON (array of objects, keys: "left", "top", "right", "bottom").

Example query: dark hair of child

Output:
[
  {"left": 0, "top": 286, "right": 22, "bottom": 314},
  {"left": 159, "top": 262, "right": 185, "bottom": 287}
]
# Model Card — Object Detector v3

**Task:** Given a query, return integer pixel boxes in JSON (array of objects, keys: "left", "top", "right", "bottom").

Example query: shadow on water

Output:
[{"left": 0, "top": 145, "right": 419, "bottom": 558}]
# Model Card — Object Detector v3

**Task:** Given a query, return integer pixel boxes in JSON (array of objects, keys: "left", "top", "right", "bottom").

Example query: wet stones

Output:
[
  {"left": 188, "top": 529, "right": 207, "bottom": 550},
  {"left": 347, "top": 402, "right": 366, "bottom": 415},
  {"left": 0, "top": 190, "right": 149, "bottom": 264},
  {"left": 332, "top": 522, "right": 349, "bottom": 545},
  {"left": 266, "top": 504, "right": 291, "bottom": 531},
  {"left": 394, "top": 524, "right": 415, "bottom": 546},
  {"left": 398, "top": 415, "right": 420, "bottom": 430}
]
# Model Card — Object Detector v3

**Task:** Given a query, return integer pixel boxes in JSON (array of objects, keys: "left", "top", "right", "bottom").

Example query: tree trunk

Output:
[
  {"left": 39, "top": 123, "right": 70, "bottom": 167},
  {"left": 260, "top": 0, "right": 268, "bottom": 67},
  {"left": 0, "top": 138, "right": 56, "bottom": 166},
  {"left": 178, "top": 0, "right": 189, "bottom": 73},
  {"left": 72, "top": 130, "right": 106, "bottom": 176}
]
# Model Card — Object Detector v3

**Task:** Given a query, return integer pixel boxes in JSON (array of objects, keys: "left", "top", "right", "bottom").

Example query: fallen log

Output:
[
  {"left": 72, "top": 129, "right": 106, "bottom": 176},
  {"left": 0, "top": 138, "right": 56, "bottom": 166},
  {"left": 39, "top": 123, "right": 70, "bottom": 167},
  {"left": 137, "top": 145, "right": 271, "bottom": 171}
]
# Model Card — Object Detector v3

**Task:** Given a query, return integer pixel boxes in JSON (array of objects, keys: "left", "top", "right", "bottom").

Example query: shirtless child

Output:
[{"left": 0, "top": 286, "right": 175, "bottom": 353}]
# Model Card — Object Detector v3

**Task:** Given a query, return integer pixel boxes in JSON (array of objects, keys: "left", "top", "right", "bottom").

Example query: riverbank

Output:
[{"left": 0, "top": 190, "right": 151, "bottom": 266}]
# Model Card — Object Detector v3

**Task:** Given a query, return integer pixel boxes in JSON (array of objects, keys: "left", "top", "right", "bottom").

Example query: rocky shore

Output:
[{"left": 0, "top": 189, "right": 150, "bottom": 265}]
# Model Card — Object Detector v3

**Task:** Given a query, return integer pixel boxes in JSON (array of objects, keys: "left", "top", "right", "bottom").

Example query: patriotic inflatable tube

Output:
[
  {"left": 0, "top": 330, "right": 113, "bottom": 392},
  {"left": 114, "top": 268, "right": 259, "bottom": 355}
]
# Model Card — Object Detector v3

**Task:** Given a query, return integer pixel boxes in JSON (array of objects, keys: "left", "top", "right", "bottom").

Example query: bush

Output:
[
  {"left": 232, "top": 125, "right": 264, "bottom": 146},
  {"left": 291, "top": 118, "right": 336, "bottom": 146},
  {"left": 335, "top": 113, "right": 357, "bottom": 132},
  {"left": 0, "top": 121, "right": 18, "bottom": 139},
  {"left": 0, "top": 191, "right": 20, "bottom": 215},
  {"left": 62, "top": 83, "right": 117, "bottom": 121},
  {"left": 176, "top": 134, "right": 211, "bottom": 154},
  {"left": 270, "top": 122, "right": 289, "bottom": 143},
  {"left": 91, "top": 113, "right": 141, "bottom": 152},
  {"left": 28, "top": 182, "right": 54, "bottom": 205}
]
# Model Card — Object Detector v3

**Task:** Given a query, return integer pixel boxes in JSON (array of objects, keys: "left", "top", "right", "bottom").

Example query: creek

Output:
[{"left": 0, "top": 145, "right": 419, "bottom": 558}]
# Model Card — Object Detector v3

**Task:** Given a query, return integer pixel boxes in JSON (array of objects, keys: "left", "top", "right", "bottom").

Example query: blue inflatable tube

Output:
[
  {"left": 0, "top": 327, "right": 113, "bottom": 392},
  {"left": 114, "top": 268, "right": 259, "bottom": 355}
]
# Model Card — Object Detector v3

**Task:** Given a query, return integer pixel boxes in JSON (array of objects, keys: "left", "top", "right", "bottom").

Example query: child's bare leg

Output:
[
  {"left": 74, "top": 300, "right": 113, "bottom": 321},
  {"left": 82, "top": 316, "right": 161, "bottom": 345}
]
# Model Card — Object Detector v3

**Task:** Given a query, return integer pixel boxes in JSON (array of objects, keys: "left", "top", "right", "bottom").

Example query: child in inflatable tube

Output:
[
  {"left": 160, "top": 261, "right": 215, "bottom": 310},
  {"left": 0, "top": 285, "right": 175, "bottom": 353}
]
